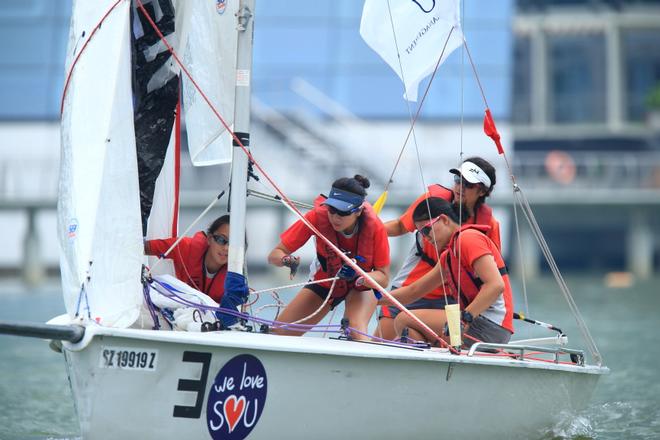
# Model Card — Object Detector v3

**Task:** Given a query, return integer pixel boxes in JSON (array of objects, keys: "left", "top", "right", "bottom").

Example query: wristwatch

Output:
[{"left": 461, "top": 310, "right": 474, "bottom": 324}]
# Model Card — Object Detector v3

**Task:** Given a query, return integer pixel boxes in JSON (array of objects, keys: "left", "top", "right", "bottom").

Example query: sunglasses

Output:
[
  {"left": 420, "top": 216, "right": 443, "bottom": 237},
  {"left": 327, "top": 205, "right": 359, "bottom": 217},
  {"left": 453, "top": 174, "right": 478, "bottom": 189},
  {"left": 211, "top": 234, "right": 229, "bottom": 245}
]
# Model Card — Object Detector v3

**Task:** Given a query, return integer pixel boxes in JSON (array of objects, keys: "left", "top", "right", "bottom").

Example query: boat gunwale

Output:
[{"left": 60, "top": 323, "right": 609, "bottom": 376}]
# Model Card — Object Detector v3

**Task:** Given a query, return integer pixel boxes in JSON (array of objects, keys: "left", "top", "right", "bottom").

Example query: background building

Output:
[{"left": 0, "top": 0, "right": 659, "bottom": 281}]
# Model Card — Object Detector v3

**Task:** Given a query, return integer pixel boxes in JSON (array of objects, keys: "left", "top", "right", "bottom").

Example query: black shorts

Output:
[
  {"left": 463, "top": 315, "right": 512, "bottom": 348},
  {"left": 305, "top": 283, "right": 345, "bottom": 309}
]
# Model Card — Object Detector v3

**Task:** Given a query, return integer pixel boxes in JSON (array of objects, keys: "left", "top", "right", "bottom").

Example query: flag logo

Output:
[
  {"left": 67, "top": 218, "right": 79, "bottom": 239},
  {"left": 216, "top": 0, "right": 227, "bottom": 15},
  {"left": 360, "top": 0, "right": 463, "bottom": 101}
]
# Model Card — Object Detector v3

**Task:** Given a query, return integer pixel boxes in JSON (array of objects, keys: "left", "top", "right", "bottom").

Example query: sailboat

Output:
[{"left": 4, "top": 0, "right": 608, "bottom": 439}]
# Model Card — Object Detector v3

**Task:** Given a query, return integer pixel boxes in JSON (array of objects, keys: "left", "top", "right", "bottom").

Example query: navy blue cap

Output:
[{"left": 322, "top": 187, "right": 365, "bottom": 212}]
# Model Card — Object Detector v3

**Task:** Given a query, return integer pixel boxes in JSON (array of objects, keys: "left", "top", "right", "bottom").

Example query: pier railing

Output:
[{"left": 2, "top": 151, "right": 660, "bottom": 285}]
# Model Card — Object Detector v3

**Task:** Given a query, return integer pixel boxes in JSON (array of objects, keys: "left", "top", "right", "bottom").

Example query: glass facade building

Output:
[
  {"left": 512, "top": 0, "right": 660, "bottom": 131},
  {"left": 0, "top": 0, "right": 513, "bottom": 121}
]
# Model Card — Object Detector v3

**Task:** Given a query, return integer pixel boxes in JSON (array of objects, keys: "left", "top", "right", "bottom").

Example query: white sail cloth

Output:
[
  {"left": 59, "top": 1, "right": 143, "bottom": 327},
  {"left": 174, "top": 0, "right": 239, "bottom": 166},
  {"left": 360, "top": 0, "right": 464, "bottom": 101}
]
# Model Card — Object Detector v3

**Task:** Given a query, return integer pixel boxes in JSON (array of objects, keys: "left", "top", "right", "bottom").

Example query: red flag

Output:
[{"left": 483, "top": 108, "right": 504, "bottom": 155}]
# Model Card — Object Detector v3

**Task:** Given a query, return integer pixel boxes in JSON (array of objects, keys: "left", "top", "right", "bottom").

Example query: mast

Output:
[{"left": 227, "top": 0, "right": 255, "bottom": 274}]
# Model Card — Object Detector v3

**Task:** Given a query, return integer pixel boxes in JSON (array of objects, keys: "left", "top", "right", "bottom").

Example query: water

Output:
[{"left": 1, "top": 275, "right": 659, "bottom": 439}]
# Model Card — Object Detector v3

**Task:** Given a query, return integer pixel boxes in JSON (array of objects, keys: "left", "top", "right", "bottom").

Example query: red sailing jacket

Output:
[
  {"left": 394, "top": 184, "right": 501, "bottom": 299},
  {"left": 147, "top": 231, "right": 226, "bottom": 302},
  {"left": 440, "top": 225, "right": 513, "bottom": 332},
  {"left": 312, "top": 195, "right": 385, "bottom": 298}
]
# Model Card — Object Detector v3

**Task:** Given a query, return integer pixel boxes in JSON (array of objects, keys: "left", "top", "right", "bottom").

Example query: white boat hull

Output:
[{"left": 60, "top": 327, "right": 606, "bottom": 440}]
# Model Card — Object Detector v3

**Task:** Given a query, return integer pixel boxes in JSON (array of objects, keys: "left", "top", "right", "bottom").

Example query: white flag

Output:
[{"left": 360, "top": 0, "right": 464, "bottom": 101}]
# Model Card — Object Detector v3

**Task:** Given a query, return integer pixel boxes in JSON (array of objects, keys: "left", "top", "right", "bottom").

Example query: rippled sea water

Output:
[{"left": 0, "top": 275, "right": 658, "bottom": 439}]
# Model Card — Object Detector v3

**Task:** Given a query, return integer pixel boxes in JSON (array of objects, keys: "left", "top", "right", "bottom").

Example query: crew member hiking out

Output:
[{"left": 268, "top": 175, "right": 390, "bottom": 340}]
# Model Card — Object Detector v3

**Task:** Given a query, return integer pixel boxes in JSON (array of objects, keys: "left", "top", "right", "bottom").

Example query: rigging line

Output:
[
  {"left": 150, "top": 279, "right": 342, "bottom": 332},
  {"left": 249, "top": 276, "right": 339, "bottom": 295},
  {"left": 461, "top": 38, "right": 490, "bottom": 110},
  {"left": 511, "top": 186, "right": 530, "bottom": 317},
  {"left": 322, "top": 307, "right": 338, "bottom": 338},
  {"left": 247, "top": 188, "right": 314, "bottom": 210},
  {"left": 60, "top": 0, "right": 124, "bottom": 114},
  {"left": 135, "top": 0, "right": 444, "bottom": 347},
  {"left": 382, "top": 18, "right": 457, "bottom": 189},
  {"left": 383, "top": 0, "right": 419, "bottom": 188},
  {"left": 413, "top": 28, "right": 462, "bottom": 307},
  {"left": 514, "top": 196, "right": 590, "bottom": 341},
  {"left": 513, "top": 188, "right": 602, "bottom": 365},
  {"left": 290, "top": 278, "right": 337, "bottom": 325},
  {"left": 457, "top": 0, "right": 466, "bottom": 299},
  {"left": 148, "top": 190, "right": 226, "bottom": 274}
]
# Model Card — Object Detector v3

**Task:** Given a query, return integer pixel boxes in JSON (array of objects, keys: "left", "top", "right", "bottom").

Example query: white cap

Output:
[{"left": 449, "top": 161, "right": 492, "bottom": 188}]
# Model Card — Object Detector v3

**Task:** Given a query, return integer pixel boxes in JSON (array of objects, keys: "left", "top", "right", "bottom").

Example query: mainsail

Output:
[{"left": 59, "top": 0, "right": 143, "bottom": 327}]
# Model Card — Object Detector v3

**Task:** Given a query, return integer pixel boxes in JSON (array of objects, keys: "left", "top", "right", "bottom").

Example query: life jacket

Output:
[
  {"left": 416, "top": 183, "right": 496, "bottom": 267},
  {"left": 440, "top": 224, "right": 513, "bottom": 332},
  {"left": 170, "top": 231, "right": 226, "bottom": 302},
  {"left": 313, "top": 195, "right": 379, "bottom": 299},
  {"left": 428, "top": 183, "right": 454, "bottom": 201}
]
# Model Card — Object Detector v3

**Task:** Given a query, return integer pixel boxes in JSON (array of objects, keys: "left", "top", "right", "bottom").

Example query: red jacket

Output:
[
  {"left": 397, "top": 184, "right": 501, "bottom": 298},
  {"left": 312, "top": 196, "right": 383, "bottom": 298},
  {"left": 147, "top": 231, "right": 226, "bottom": 302},
  {"left": 440, "top": 225, "right": 513, "bottom": 332}
]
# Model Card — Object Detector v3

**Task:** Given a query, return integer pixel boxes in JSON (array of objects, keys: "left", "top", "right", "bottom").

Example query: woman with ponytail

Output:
[{"left": 268, "top": 175, "right": 390, "bottom": 340}]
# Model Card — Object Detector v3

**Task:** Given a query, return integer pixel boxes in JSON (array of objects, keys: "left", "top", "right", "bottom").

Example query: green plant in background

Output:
[{"left": 646, "top": 83, "right": 660, "bottom": 111}]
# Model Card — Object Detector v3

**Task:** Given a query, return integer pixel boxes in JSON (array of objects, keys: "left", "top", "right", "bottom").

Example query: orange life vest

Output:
[
  {"left": 428, "top": 183, "right": 454, "bottom": 201},
  {"left": 440, "top": 225, "right": 513, "bottom": 332},
  {"left": 313, "top": 195, "right": 379, "bottom": 298},
  {"left": 416, "top": 184, "right": 496, "bottom": 267},
  {"left": 168, "top": 232, "right": 226, "bottom": 302}
]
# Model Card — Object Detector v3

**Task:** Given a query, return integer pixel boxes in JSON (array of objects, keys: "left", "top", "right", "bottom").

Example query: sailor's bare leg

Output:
[
  {"left": 272, "top": 288, "right": 331, "bottom": 336},
  {"left": 374, "top": 315, "right": 397, "bottom": 340},
  {"left": 393, "top": 309, "right": 448, "bottom": 344},
  {"left": 343, "top": 288, "right": 378, "bottom": 341}
]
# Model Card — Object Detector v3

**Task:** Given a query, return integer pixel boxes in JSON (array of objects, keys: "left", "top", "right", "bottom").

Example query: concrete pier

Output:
[{"left": 1, "top": 191, "right": 659, "bottom": 284}]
